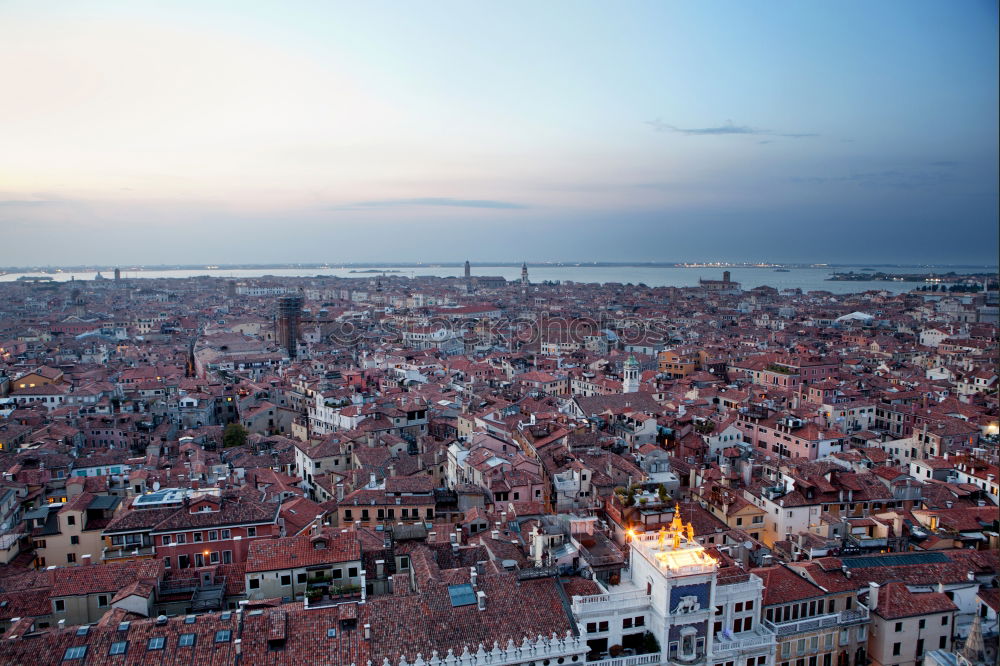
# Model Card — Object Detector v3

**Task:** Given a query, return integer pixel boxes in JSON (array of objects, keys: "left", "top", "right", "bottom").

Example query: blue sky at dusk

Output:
[{"left": 0, "top": 0, "right": 997, "bottom": 265}]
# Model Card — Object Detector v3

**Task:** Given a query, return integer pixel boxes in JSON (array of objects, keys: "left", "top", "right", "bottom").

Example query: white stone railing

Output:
[
  {"left": 572, "top": 590, "right": 650, "bottom": 614},
  {"left": 762, "top": 605, "right": 868, "bottom": 637},
  {"left": 351, "top": 632, "right": 588, "bottom": 666},
  {"left": 587, "top": 652, "right": 661, "bottom": 666},
  {"left": 711, "top": 629, "right": 775, "bottom": 655}
]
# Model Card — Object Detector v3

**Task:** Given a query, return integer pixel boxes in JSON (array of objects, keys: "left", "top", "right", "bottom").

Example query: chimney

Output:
[
  {"left": 470, "top": 567, "right": 478, "bottom": 587},
  {"left": 491, "top": 530, "right": 500, "bottom": 540},
  {"left": 477, "top": 590, "right": 487, "bottom": 611},
  {"left": 376, "top": 560, "right": 385, "bottom": 578},
  {"left": 937, "top": 582, "right": 946, "bottom": 594},
  {"left": 868, "top": 582, "right": 879, "bottom": 611},
  {"left": 364, "top": 624, "right": 371, "bottom": 640},
  {"left": 336, "top": 483, "right": 344, "bottom": 501},
  {"left": 81, "top": 554, "right": 92, "bottom": 565}
]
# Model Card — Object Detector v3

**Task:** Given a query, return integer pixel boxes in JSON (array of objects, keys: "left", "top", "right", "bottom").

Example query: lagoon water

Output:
[{"left": 0, "top": 265, "right": 991, "bottom": 295}]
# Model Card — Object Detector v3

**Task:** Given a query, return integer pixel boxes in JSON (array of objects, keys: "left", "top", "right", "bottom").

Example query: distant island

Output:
[{"left": 828, "top": 270, "right": 996, "bottom": 286}]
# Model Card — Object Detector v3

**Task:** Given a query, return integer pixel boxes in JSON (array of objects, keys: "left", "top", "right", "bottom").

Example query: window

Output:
[
  {"left": 67, "top": 553, "right": 76, "bottom": 563},
  {"left": 162, "top": 535, "right": 172, "bottom": 546},
  {"left": 586, "top": 623, "right": 597, "bottom": 633},
  {"left": 894, "top": 622, "right": 902, "bottom": 632},
  {"left": 939, "top": 636, "right": 947, "bottom": 649},
  {"left": 193, "top": 532, "right": 203, "bottom": 543},
  {"left": 148, "top": 637, "right": 165, "bottom": 650},
  {"left": 249, "top": 578, "right": 261, "bottom": 590},
  {"left": 210, "top": 551, "right": 220, "bottom": 564},
  {"left": 215, "top": 630, "right": 232, "bottom": 643},
  {"left": 179, "top": 633, "right": 196, "bottom": 647},
  {"left": 97, "top": 595, "right": 109, "bottom": 607},
  {"left": 892, "top": 643, "right": 901, "bottom": 656},
  {"left": 63, "top": 646, "right": 87, "bottom": 661},
  {"left": 348, "top": 567, "right": 358, "bottom": 578},
  {"left": 623, "top": 618, "right": 633, "bottom": 629},
  {"left": 247, "top": 527, "right": 257, "bottom": 537},
  {"left": 919, "top": 619, "right": 925, "bottom": 629},
  {"left": 916, "top": 639, "right": 924, "bottom": 658},
  {"left": 54, "top": 599, "right": 65, "bottom": 612},
  {"left": 67, "top": 515, "right": 76, "bottom": 526},
  {"left": 109, "top": 641, "right": 127, "bottom": 656},
  {"left": 941, "top": 616, "right": 949, "bottom": 626},
  {"left": 280, "top": 574, "right": 292, "bottom": 587},
  {"left": 164, "top": 557, "right": 171, "bottom": 569},
  {"left": 221, "top": 529, "right": 231, "bottom": 539},
  {"left": 70, "top": 535, "right": 79, "bottom": 545},
  {"left": 599, "top": 621, "right": 609, "bottom": 632},
  {"left": 222, "top": 550, "right": 232, "bottom": 564},
  {"left": 208, "top": 530, "right": 218, "bottom": 541},
  {"left": 635, "top": 616, "right": 644, "bottom": 627},
  {"left": 297, "top": 573, "right": 307, "bottom": 584}
]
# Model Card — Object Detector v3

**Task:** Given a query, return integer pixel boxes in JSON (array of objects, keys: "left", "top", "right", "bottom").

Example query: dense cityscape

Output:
[
  {"left": 2, "top": 0, "right": 998, "bottom": 663},
  {"left": 0, "top": 264, "right": 995, "bottom": 665}
]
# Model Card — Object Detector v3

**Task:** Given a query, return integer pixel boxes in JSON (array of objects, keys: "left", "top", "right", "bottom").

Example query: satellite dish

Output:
[
  {"left": 743, "top": 540, "right": 754, "bottom": 550},
  {"left": 152, "top": 481, "right": 161, "bottom": 491}
]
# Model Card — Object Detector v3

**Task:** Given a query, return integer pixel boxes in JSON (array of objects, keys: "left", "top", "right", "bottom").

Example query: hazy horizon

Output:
[{"left": 1, "top": 0, "right": 997, "bottom": 265}]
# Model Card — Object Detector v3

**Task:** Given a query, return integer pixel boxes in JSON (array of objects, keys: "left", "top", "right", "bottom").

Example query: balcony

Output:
[
  {"left": 586, "top": 653, "right": 660, "bottom": 666},
  {"left": 763, "top": 606, "right": 869, "bottom": 637},
  {"left": 572, "top": 588, "right": 650, "bottom": 615},
  {"left": 102, "top": 545, "right": 155, "bottom": 560},
  {"left": 712, "top": 628, "right": 776, "bottom": 656},
  {"left": 846, "top": 534, "right": 888, "bottom": 549}
]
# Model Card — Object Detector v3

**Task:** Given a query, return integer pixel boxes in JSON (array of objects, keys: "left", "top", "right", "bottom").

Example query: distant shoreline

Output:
[{"left": 2, "top": 261, "right": 997, "bottom": 273}]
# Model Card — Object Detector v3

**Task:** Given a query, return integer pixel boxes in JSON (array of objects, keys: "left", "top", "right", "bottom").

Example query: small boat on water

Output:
[{"left": 774, "top": 268, "right": 790, "bottom": 272}]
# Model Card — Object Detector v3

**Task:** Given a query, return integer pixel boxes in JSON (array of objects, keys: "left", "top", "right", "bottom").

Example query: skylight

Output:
[
  {"left": 109, "top": 642, "right": 127, "bottom": 656},
  {"left": 62, "top": 646, "right": 87, "bottom": 661},
  {"left": 447, "top": 583, "right": 477, "bottom": 607}
]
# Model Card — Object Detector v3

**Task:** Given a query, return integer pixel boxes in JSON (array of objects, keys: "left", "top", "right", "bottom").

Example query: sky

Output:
[{"left": 0, "top": 0, "right": 997, "bottom": 266}]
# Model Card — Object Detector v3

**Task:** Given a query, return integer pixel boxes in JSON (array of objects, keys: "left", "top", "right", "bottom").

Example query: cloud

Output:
[
  {"left": 790, "top": 169, "right": 958, "bottom": 190},
  {"left": 0, "top": 200, "right": 59, "bottom": 207},
  {"left": 341, "top": 197, "right": 528, "bottom": 210},
  {"left": 645, "top": 118, "right": 818, "bottom": 139}
]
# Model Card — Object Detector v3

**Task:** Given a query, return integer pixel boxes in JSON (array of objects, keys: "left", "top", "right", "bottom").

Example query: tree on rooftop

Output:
[{"left": 223, "top": 423, "right": 249, "bottom": 448}]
